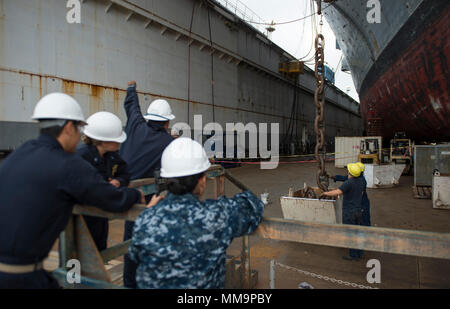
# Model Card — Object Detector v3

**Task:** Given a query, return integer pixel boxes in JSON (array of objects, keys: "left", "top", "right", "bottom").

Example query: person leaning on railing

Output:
[
  {"left": 129, "top": 138, "right": 265, "bottom": 289},
  {"left": 0, "top": 93, "right": 159, "bottom": 289},
  {"left": 76, "top": 111, "right": 131, "bottom": 252}
]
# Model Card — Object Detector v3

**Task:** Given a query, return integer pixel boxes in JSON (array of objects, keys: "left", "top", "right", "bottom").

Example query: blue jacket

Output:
[
  {"left": 334, "top": 175, "right": 370, "bottom": 209},
  {"left": 338, "top": 176, "right": 365, "bottom": 212},
  {"left": 76, "top": 144, "right": 130, "bottom": 187},
  {"left": 76, "top": 144, "right": 132, "bottom": 251},
  {"left": 334, "top": 174, "right": 371, "bottom": 225},
  {"left": 0, "top": 135, "right": 141, "bottom": 265},
  {"left": 119, "top": 86, "right": 174, "bottom": 180},
  {"left": 129, "top": 191, "right": 264, "bottom": 289}
]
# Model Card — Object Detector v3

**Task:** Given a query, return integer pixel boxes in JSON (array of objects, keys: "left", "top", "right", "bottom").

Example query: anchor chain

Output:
[{"left": 314, "top": 5, "right": 329, "bottom": 192}]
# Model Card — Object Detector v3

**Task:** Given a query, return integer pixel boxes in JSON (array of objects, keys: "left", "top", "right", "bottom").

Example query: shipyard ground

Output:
[{"left": 45, "top": 162, "right": 450, "bottom": 289}]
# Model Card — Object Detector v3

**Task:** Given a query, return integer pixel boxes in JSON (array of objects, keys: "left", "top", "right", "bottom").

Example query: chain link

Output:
[
  {"left": 275, "top": 261, "right": 379, "bottom": 289},
  {"left": 314, "top": 12, "right": 329, "bottom": 192}
]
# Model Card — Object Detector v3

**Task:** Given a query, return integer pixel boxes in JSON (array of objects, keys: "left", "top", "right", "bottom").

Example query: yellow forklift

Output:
[
  {"left": 358, "top": 138, "right": 380, "bottom": 164},
  {"left": 390, "top": 132, "right": 413, "bottom": 175}
]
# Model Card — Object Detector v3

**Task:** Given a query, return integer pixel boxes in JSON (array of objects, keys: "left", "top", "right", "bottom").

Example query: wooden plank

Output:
[
  {"left": 255, "top": 217, "right": 450, "bottom": 260},
  {"left": 100, "top": 240, "right": 131, "bottom": 263},
  {"left": 213, "top": 175, "right": 225, "bottom": 198},
  {"left": 74, "top": 215, "right": 112, "bottom": 283},
  {"left": 128, "top": 178, "right": 155, "bottom": 189},
  {"left": 109, "top": 263, "right": 125, "bottom": 286},
  {"left": 73, "top": 204, "right": 147, "bottom": 221},
  {"left": 59, "top": 216, "right": 75, "bottom": 267}
]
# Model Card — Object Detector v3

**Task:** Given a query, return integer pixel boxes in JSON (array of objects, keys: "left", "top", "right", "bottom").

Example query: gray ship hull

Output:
[{"left": 324, "top": 0, "right": 449, "bottom": 141}]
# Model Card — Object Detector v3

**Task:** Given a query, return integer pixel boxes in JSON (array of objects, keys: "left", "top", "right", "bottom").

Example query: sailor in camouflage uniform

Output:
[{"left": 129, "top": 138, "right": 265, "bottom": 289}]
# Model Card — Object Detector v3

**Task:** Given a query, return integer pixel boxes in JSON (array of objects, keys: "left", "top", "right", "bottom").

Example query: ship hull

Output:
[
  {"left": 361, "top": 1, "right": 449, "bottom": 142},
  {"left": 324, "top": 0, "right": 450, "bottom": 142}
]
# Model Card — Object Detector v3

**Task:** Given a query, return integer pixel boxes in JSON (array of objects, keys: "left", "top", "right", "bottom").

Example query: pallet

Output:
[{"left": 412, "top": 185, "right": 432, "bottom": 199}]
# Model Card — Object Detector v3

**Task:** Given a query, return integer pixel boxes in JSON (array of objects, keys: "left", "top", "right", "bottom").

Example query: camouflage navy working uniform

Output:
[{"left": 129, "top": 191, "right": 264, "bottom": 289}]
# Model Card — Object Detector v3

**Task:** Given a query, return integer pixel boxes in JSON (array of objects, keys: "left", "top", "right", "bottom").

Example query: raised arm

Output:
[{"left": 124, "top": 81, "right": 146, "bottom": 129}]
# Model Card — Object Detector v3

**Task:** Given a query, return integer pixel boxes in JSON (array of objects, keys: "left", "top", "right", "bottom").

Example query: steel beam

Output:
[
  {"left": 256, "top": 217, "right": 450, "bottom": 260},
  {"left": 100, "top": 240, "right": 131, "bottom": 263}
]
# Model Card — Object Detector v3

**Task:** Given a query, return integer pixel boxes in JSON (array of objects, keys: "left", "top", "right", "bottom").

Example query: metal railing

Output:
[
  {"left": 215, "top": 0, "right": 268, "bottom": 34},
  {"left": 54, "top": 165, "right": 450, "bottom": 289}
]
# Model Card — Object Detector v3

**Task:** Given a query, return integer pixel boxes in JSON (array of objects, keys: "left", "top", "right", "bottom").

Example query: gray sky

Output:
[{"left": 219, "top": 0, "right": 360, "bottom": 102}]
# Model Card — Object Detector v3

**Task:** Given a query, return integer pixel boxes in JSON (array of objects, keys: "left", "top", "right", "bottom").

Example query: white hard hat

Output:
[
  {"left": 160, "top": 138, "right": 211, "bottom": 178},
  {"left": 171, "top": 127, "right": 180, "bottom": 136},
  {"left": 32, "top": 93, "right": 86, "bottom": 123},
  {"left": 144, "top": 99, "right": 175, "bottom": 121},
  {"left": 83, "top": 111, "right": 127, "bottom": 143}
]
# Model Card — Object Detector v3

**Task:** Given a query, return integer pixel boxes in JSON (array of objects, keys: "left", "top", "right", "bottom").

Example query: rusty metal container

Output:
[
  {"left": 364, "top": 163, "right": 405, "bottom": 188},
  {"left": 281, "top": 188, "right": 343, "bottom": 224}
]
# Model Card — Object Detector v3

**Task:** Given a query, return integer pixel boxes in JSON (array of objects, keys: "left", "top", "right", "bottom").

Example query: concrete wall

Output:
[{"left": 0, "top": 0, "right": 362, "bottom": 152}]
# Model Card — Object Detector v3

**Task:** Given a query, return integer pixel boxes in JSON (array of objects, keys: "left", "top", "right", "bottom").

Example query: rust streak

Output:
[
  {"left": 89, "top": 85, "right": 101, "bottom": 115},
  {"left": 0, "top": 66, "right": 360, "bottom": 121},
  {"left": 113, "top": 89, "right": 120, "bottom": 114},
  {"left": 62, "top": 80, "right": 74, "bottom": 96}
]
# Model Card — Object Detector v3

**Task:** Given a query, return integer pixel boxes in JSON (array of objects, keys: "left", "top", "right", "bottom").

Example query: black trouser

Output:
[
  {"left": 0, "top": 270, "right": 60, "bottom": 289},
  {"left": 343, "top": 208, "right": 364, "bottom": 258},
  {"left": 83, "top": 215, "right": 109, "bottom": 251},
  {"left": 362, "top": 197, "right": 371, "bottom": 227},
  {"left": 123, "top": 194, "right": 153, "bottom": 289},
  {"left": 123, "top": 220, "right": 137, "bottom": 288}
]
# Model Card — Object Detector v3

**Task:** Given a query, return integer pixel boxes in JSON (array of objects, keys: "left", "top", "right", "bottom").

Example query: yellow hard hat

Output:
[
  {"left": 356, "top": 162, "right": 365, "bottom": 172},
  {"left": 347, "top": 163, "right": 362, "bottom": 177}
]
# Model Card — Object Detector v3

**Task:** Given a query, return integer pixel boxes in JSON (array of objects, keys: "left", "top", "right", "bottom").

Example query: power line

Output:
[{"left": 242, "top": 3, "right": 333, "bottom": 26}]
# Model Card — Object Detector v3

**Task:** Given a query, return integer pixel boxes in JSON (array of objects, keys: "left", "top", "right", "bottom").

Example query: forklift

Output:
[
  {"left": 358, "top": 138, "right": 380, "bottom": 164},
  {"left": 390, "top": 132, "right": 413, "bottom": 175}
]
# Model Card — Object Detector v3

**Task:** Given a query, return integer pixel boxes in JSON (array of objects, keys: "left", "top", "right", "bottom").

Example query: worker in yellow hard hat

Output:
[
  {"left": 330, "top": 162, "right": 371, "bottom": 228},
  {"left": 322, "top": 163, "right": 365, "bottom": 261}
]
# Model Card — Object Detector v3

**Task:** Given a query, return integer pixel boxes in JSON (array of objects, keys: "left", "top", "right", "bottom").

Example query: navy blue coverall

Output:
[
  {"left": 334, "top": 174, "right": 371, "bottom": 226},
  {"left": 119, "top": 85, "right": 174, "bottom": 288},
  {"left": 338, "top": 176, "right": 366, "bottom": 259},
  {"left": 0, "top": 135, "right": 141, "bottom": 288},
  {"left": 76, "top": 144, "right": 131, "bottom": 251}
]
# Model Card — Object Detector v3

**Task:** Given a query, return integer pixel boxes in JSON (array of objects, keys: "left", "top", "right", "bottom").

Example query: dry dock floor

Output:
[{"left": 45, "top": 162, "right": 450, "bottom": 289}]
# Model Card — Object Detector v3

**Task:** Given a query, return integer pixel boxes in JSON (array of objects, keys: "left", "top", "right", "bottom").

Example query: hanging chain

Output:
[
  {"left": 314, "top": 7, "right": 329, "bottom": 192},
  {"left": 275, "top": 261, "right": 379, "bottom": 290}
]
